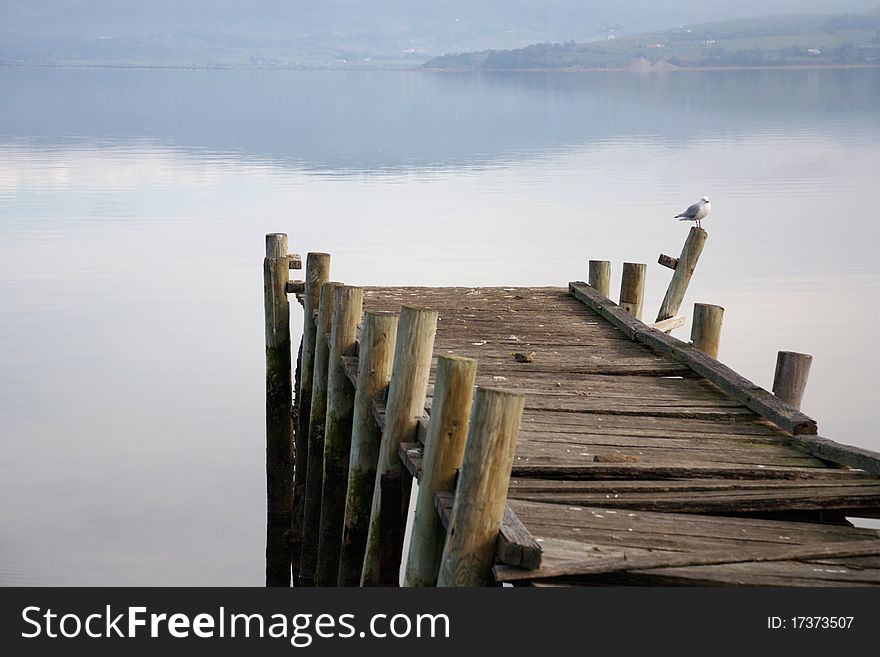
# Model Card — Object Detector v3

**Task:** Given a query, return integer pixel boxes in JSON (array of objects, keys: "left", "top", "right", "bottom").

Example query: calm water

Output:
[{"left": 1, "top": 67, "right": 879, "bottom": 585}]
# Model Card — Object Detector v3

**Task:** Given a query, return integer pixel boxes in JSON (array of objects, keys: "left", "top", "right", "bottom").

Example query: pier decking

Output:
[
  {"left": 264, "top": 234, "right": 880, "bottom": 587},
  {"left": 357, "top": 285, "right": 880, "bottom": 586}
]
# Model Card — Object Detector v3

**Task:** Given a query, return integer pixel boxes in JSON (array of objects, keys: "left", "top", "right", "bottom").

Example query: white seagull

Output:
[{"left": 674, "top": 196, "right": 711, "bottom": 229}]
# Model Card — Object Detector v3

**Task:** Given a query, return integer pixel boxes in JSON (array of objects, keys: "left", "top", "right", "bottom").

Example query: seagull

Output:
[{"left": 674, "top": 196, "right": 711, "bottom": 229}]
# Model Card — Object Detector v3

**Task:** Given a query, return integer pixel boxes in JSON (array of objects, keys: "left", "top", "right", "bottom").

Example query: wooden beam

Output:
[
  {"left": 494, "top": 538, "right": 880, "bottom": 582},
  {"left": 658, "top": 254, "right": 679, "bottom": 270},
  {"left": 285, "top": 280, "right": 305, "bottom": 294},
  {"left": 791, "top": 435, "right": 880, "bottom": 476},
  {"left": 651, "top": 316, "right": 686, "bottom": 333},
  {"left": 656, "top": 226, "right": 708, "bottom": 322},
  {"left": 569, "top": 281, "right": 818, "bottom": 436},
  {"left": 288, "top": 253, "right": 303, "bottom": 269}
]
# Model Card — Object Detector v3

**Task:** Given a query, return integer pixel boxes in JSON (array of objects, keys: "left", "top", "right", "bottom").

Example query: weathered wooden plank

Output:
[
  {"left": 509, "top": 463, "right": 850, "bottom": 480},
  {"left": 569, "top": 281, "right": 818, "bottom": 436},
  {"left": 652, "top": 316, "right": 686, "bottom": 333},
  {"left": 434, "top": 492, "right": 542, "bottom": 570},
  {"left": 791, "top": 435, "right": 880, "bottom": 476},
  {"left": 495, "top": 538, "right": 880, "bottom": 581},
  {"left": 505, "top": 485, "right": 880, "bottom": 515}
]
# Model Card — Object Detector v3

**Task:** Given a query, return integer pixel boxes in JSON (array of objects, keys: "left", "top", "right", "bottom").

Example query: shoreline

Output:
[{"left": 2, "top": 61, "right": 880, "bottom": 73}]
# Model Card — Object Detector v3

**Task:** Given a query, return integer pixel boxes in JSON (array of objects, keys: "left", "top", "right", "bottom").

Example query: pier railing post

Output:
[
  {"left": 404, "top": 355, "right": 477, "bottom": 587},
  {"left": 264, "top": 233, "right": 292, "bottom": 586},
  {"left": 588, "top": 260, "right": 611, "bottom": 298},
  {"left": 361, "top": 306, "right": 438, "bottom": 586},
  {"left": 315, "top": 285, "right": 364, "bottom": 586},
  {"left": 619, "top": 262, "right": 647, "bottom": 320},
  {"left": 299, "top": 280, "right": 343, "bottom": 586},
  {"left": 690, "top": 303, "right": 724, "bottom": 359},
  {"left": 437, "top": 387, "right": 525, "bottom": 587},
  {"left": 292, "top": 252, "right": 330, "bottom": 583},
  {"left": 656, "top": 226, "right": 708, "bottom": 322},
  {"left": 338, "top": 311, "right": 399, "bottom": 586},
  {"left": 773, "top": 351, "right": 813, "bottom": 410}
]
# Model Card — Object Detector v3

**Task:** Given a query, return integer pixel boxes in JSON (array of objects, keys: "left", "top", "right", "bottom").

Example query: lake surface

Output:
[{"left": 1, "top": 67, "right": 879, "bottom": 585}]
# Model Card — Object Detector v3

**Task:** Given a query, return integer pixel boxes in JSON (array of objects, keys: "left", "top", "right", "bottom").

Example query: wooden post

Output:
[
  {"left": 315, "top": 285, "right": 364, "bottom": 586},
  {"left": 337, "top": 311, "right": 399, "bottom": 586},
  {"left": 298, "top": 280, "right": 343, "bottom": 586},
  {"left": 656, "top": 226, "right": 708, "bottom": 322},
  {"left": 588, "top": 260, "right": 611, "bottom": 298},
  {"left": 619, "top": 262, "right": 646, "bottom": 321},
  {"left": 263, "top": 234, "right": 293, "bottom": 518},
  {"left": 292, "top": 252, "right": 330, "bottom": 584},
  {"left": 773, "top": 351, "right": 813, "bottom": 410},
  {"left": 360, "top": 306, "right": 438, "bottom": 587},
  {"left": 404, "top": 355, "right": 477, "bottom": 587},
  {"left": 437, "top": 387, "right": 525, "bottom": 587},
  {"left": 690, "top": 303, "right": 724, "bottom": 359}
]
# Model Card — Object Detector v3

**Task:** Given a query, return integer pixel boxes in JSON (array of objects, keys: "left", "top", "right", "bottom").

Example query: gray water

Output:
[{"left": 1, "top": 67, "right": 878, "bottom": 585}]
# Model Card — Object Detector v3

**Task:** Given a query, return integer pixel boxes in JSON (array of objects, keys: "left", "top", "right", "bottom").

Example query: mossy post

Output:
[
  {"left": 619, "top": 262, "right": 647, "bottom": 321},
  {"left": 691, "top": 303, "right": 724, "bottom": 359},
  {"left": 360, "top": 306, "right": 438, "bottom": 586},
  {"left": 264, "top": 233, "right": 292, "bottom": 586},
  {"left": 656, "top": 226, "right": 708, "bottom": 322},
  {"left": 437, "top": 387, "right": 525, "bottom": 587},
  {"left": 588, "top": 260, "right": 611, "bottom": 298},
  {"left": 298, "top": 280, "right": 343, "bottom": 586},
  {"left": 337, "top": 311, "right": 399, "bottom": 586},
  {"left": 404, "top": 355, "right": 477, "bottom": 587},
  {"left": 315, "top": 285, "right": 364, "bottom": 586},
  {"left": 291, "top": 252, "right": 330, "bottom": 584}
]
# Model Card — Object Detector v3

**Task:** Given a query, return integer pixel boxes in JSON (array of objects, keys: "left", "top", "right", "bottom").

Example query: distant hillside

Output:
[
  {"left": 425, "top": 12, "right": 880, "bottom": 70},
  {"left": 2, "top": 1, "right": 880, "bottom": 68}
]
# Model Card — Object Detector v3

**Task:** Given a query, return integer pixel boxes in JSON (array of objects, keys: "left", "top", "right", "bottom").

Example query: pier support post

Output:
[
  {"left": 361, "top": 306, "right": 438, "bottom": 587},
  {"left": 404, "top": 355, "right": 477, "bottom": 587},
  {"left": 619, "top": 262, "right": 647, "bottom": 321},
  {"left": 690, "top": 303, "right": 724, "bottom": 359},
  {"left": 588, "top": 260, "right": 611, "bottom": 298},
  {"left": 338, "top": 311, "right": 399, "bottom": 586},
  {"left": 299, "top": 280, "right": 343, "bottom": 586},
  {"left": 656, "top": 226, "right": 708, "bottom": 323},
  {"left": 315, "top": 286, "right": 364, "bottom": 586},
  {"left": 264, "top": 233, "right": 292, "bottom": 586},
  {"left": 773, "top": 351, "right": 813, "bottom": 410},
  {"left": 292, "top": 252, "right": 330, "bottom": 583},
  {"left": 437, "top": 387, "right": 525, "bottom": 587},
  {"left": 264, "top": 234, "right": 293, "bottom": 518}
]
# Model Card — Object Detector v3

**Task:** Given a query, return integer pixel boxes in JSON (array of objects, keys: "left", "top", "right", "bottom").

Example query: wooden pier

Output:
[{"left": 264, "top": 231, "right": 880, "bottom": 587}]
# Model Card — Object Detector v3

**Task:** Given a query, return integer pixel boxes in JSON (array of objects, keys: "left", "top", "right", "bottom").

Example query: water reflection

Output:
[
  {"left": 1, "top": 67, "right": 879, "bottom": 584},
  {"left": 1, "top": 67, "right": 878, "bottom": 172}
]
